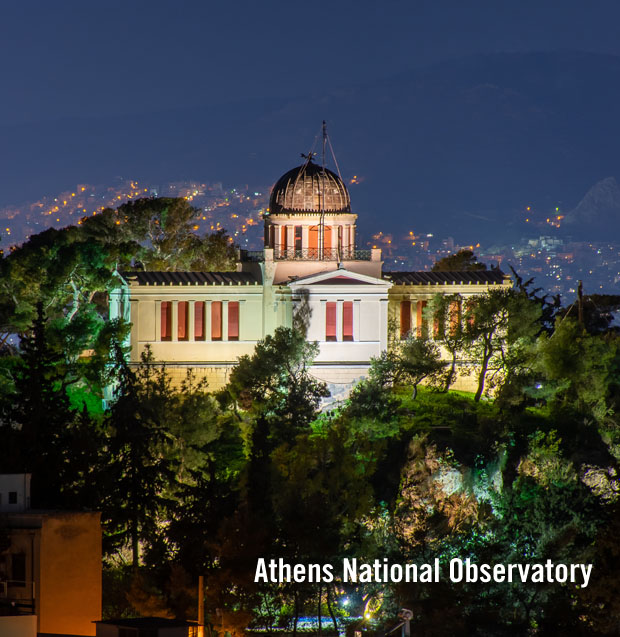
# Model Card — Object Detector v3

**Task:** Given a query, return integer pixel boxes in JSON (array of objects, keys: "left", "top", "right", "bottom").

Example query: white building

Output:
[{"left": 111, "top": 157, "right": 510, "bottom": 394}]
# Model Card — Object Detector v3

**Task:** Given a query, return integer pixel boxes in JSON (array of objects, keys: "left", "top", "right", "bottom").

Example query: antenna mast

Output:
[{"left": 319, "top": 120, "right": 327, "bottom": 260}]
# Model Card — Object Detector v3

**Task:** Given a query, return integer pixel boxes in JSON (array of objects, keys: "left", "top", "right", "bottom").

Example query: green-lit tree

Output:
[
  {"left": 102, "top": 347, "right": 179, "bottom": 566},
  {"left": 225, "top": 327, "right": 329, "bottom": 439},
  {"left": 2, "top": 303, "right": 103, "bottom": 507},
  {"left": 463, "top": 289, "right": 540, "bottom": 402}
]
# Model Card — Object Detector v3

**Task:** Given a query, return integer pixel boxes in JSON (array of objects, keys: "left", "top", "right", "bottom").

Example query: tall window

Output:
[
  {"left": 211, "top": 301, "right": 222, "bottom": 341},
  {"left": 326, "top": 302, "right": 337, "bottom": 341},
  {"left": 400, "top": 300, "right": 411, "bottom": 339},
  {"left": 228, "top": 302, "right": 239, "bottom": 341},
  {"left": 11, "top": 553, "right": 26, "bottom": 587},
  {"left": 343, "top": 301, "right": 353, "bottom": 341},
  {"left": 295, "top": 225, "right": 302, "bottom": 250},
  {"left": 178, "top": 301, "right": 189, "bottom": 341},
  {"left": 449, "top": 300, "right": 461, "bottom": 334},
  {"left": 416, "top": 300, "right": 427, "bottom": 338},
  {"left": 161, "top": 301, "right": 172, "bottom": 341},
  {"left": 194, "top": 302, "right": 205, "bottom": 341}
]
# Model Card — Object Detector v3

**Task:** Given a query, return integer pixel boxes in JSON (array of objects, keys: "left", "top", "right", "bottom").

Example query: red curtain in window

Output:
[
  {"left": 194, "top": 302, "right": 205, "bottom": 341},
  {"left": 416, "top": 300, "right": 427, "bottom": 338},
  {"left": 326, "top": 302, "right": 337, "bottom": 341},
  {"left": 228, "top": 302, "right": 239, "bottom": 341},
  {"left": 465, "top": 299, "right": 476, "bottom": 329},
  {"left": 323, "top": 226, "right": 332, "bottom": 249},
  {"left": 309, "top": 226, "right": 319, "bottom": 250},
  {"left": 178, "top": 301, "right": 188, "bottom": 341},
  {"left": 343, "top": 301, "right": 353, "bottom": 341},
  {"left": 449, "top": 300, "right": 461, "bottom": 334},
  {"left": 211, "top": 301, "right": 222, "bottom": 341},
  {"left": 161, "top": 302, "right": 172, "bottom": 341},
  {"left": 400, "top": 300, "right": 411, "bottom": 339}
]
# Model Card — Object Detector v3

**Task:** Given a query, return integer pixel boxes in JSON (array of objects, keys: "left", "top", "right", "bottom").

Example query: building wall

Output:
[
  {"left": 126, "top": 285, "right": 264, "bottom": 364},
  {"left": 0, "top": 474, "right": 31, "bottom": 513},
  {"left": 38, "top": 512, "right": 102, "bottom": 636},
  {"left": 2, "top": 511, "right": 101, "bottom": 636},
  {"left": 116, "top": 260, "right": 510, "bottom": 396},
  {"left": 0, "top": 615, "right": 36, "bottom": 637}
]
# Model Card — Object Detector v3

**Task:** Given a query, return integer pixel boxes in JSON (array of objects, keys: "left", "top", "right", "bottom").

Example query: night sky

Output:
[
  {"left": 3, "top": 1, "right": 620, "bottom": 123},
  {"left": 3, "top": 1, "right": 620, "bottom": 234}
]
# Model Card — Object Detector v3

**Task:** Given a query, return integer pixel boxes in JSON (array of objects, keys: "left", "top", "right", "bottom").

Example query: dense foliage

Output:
[{"left": 1, "top": 225, "right": 620, "bottom": 634}]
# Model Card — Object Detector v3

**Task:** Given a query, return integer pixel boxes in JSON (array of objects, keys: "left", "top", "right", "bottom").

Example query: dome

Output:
[{"left": 269, "top": 160, "right": 351, "bottom": 215}]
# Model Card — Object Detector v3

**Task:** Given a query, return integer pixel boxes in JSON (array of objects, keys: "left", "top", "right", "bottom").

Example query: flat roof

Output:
[
  {"left": 384, "top": 270, "right": 508, "bottom": 285},
  {"left": 123, "top": 271, "right": 260, "bottom": 286}
]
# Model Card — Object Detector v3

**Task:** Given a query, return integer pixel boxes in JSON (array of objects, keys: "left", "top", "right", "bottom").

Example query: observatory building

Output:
[{"left": 111, "top": 153, "right": 509, "bottom": 395}]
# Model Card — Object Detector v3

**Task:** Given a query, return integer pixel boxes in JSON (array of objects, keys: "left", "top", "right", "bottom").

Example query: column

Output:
[
  {"left": 336, "top": 300, "right": 343, "bottom": 342},
  {"left": 353, "top": 299, "right": 361, "bottom": 341},
  {"left": 189, "top": 300, "right": 195, "bottom": 342},
  {"left": 342, "top": 225, "right": 349, "bottom": 257},
  {"left": 129, "top": 299, "right": 139, "bottom": 356},
  {"left": 155, "top": 300, "right": 162, "bottom": 341},
  {"left": 171, "top": 300, "right": 178, "bottom": 341},
  {"left": 379, "top": 298, "right": 389, "bottom": 350},
  {"left": 286, "top": 225, "right": 294, "bottom": 257},
  {"left": 205, "top": 300, "right": 212, "bottom": 341},
  {"left": 222, "top": 300, "right": 229, "bottom": 341}
]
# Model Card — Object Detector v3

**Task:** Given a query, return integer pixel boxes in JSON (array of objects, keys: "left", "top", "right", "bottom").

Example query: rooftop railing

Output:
[{"left": 240, "top": 248, "right": 373, "bottom": 262}]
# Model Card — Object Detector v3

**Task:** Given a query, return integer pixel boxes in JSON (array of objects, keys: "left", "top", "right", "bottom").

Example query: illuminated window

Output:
[
  {"left": 449, "top": 300, "right": 461, "bottom": 334},
  {"left": 295, "top": 225, "right": 302, "bottom": 250},
  {"left": 400, "top": 300, "right": 411, "bottom": 339},
  {"left": 416, "top": 300, "right": 427, "bottom": 338},
  {"left": 178, "top": 301, "right": 189, "bottom": 341},
  {"left": 194, "top": 302, "right": 205, "bottom": 341},
  {"left": 343, "top": 301, "right": 353, "bottom": 341},
  {"left": 228, "top": 302, "right": 239, "bottom": 341},
  {"left": 211, "top": 301, "right": 222, "bottom": 341},
  {"left": 281, "top": 226, "right": 287, "bottom": 250},
  {"left": 326, "top": 302, "right": 337, "bottom": 341},
  {"left": 161, "top": 302, "right": 172, "bottom": 341}
]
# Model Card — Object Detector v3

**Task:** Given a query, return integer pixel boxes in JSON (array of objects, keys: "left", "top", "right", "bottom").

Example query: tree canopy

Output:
[{"left": 432, "top": 249, "right": 487, "bottom": 271}]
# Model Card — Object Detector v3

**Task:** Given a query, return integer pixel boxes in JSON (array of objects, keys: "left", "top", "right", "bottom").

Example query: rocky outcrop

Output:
[{"left": 565, "top": 177, "right": 620, "bottom": 229}]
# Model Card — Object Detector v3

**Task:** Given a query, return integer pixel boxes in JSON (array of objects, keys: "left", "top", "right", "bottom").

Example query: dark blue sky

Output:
[
  {"left": 3, "top": 0, "right": 620, "bottom": 125},
  {"left": 3, "top": 0, "right": 620, "bottom": 232}
]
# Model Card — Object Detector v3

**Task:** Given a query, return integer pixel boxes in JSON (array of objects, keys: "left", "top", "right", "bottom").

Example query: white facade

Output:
[{"left": 111, "top": 158, "right": 511, "bottom": 393}]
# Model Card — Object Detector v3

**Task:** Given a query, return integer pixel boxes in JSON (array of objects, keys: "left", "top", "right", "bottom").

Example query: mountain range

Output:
[{"left": 3, "top": 50, "right": 620, "bottom": 242}]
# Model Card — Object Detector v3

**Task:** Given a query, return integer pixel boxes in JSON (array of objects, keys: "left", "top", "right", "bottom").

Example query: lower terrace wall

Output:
[{"left": 130, "top": 361, "right": 485, "bottom": 399}]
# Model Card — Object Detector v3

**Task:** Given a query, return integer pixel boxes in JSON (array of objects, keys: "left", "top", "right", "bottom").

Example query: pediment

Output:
[{"left": 287, "top": 268, "right": 390, "bottom": 288}]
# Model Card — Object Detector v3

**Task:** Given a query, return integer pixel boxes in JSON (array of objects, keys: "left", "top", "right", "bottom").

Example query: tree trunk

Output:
[
  {"left": 131, "top": 512, "right": 140, "bottom": 568},
  {"left": 475, "top": 345, "right": 492, "bottom": 402},
  {"left": 326, "top": 586, "right": 338, "bottom": 635},
  {"left": 444, "top": 355, "right": 457, "bottom": 392},
  {"left": 317, "top": 583, "right": 322, "bottom": 636},
  {"left": 411, "top": 384, "right": 418, "bottom": 400},
  {"left": 293, "top": 589, "right": 299, "bottom": 637}
]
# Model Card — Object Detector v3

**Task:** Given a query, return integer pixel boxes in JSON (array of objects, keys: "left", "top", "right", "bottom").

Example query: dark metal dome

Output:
[{"left": 269, "top": 161, "right": 351, "bottom": 215}]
